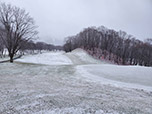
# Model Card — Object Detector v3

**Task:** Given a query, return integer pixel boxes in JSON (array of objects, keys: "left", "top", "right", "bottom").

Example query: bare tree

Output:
[{"left": 0, "top": 3, "right": 38, "bottom": 62}]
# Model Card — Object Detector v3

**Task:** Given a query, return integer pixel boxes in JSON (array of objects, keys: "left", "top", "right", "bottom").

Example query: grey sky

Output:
[{"left": 1, "top": 0, "right": 152, "bottom": 45}]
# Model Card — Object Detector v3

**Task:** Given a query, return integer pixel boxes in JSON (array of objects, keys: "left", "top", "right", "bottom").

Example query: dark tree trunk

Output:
[
  {"left": 122, "top": 58, "right": 126, "bottom": 65},
  {"left": 9, "top": 54, "right": 14, "bottom": 63},
  {"left": 129, "top": 58, "right": 133, "bottom": 65}
]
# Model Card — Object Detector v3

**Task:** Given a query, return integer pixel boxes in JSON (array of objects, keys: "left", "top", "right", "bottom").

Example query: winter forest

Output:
[
  {"left": 0, "top": 3, "right": 152, "bottom": 65},
  {"left": 64, "top": 26, "right": 152, "bottom": 66},
  {"left": 0, "top": 1, "right": 152, "bottom": 114}
]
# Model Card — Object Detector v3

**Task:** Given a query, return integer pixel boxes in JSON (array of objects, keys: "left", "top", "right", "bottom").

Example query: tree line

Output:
[
  {"left": 64, "top": 26, "right": 152, "bottom": 66},
  {"left": 0, "top": 37, "right": 63, "bottom": 59},
  {"left": 20, "top": 41, "right": 63, "bottom": 55}
]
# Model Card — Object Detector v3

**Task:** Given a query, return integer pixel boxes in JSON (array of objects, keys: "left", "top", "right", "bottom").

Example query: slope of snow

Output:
[
  {"left": 66, "top": 48, "right": 101, "bottom": 64},
  {"left": 16, "top": 51, "right": 73, "bottom": 65}
]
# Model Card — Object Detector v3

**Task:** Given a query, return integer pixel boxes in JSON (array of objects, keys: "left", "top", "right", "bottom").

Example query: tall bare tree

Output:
[{"left": 0, "top": 3, "right": 38, "bottom": 62}]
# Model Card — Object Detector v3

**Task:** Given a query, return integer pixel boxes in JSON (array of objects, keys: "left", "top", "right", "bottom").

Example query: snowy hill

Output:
[{"left": 16, "top": 51, "right": 73, "bottom": 65}]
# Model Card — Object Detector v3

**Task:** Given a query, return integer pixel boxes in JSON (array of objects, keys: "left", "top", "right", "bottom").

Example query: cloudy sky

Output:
[{"left": 1, "top": 0, "right": 152, "bottom": 45}]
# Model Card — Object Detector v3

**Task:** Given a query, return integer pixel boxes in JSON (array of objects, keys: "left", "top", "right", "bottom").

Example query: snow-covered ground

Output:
[
  {"left": 0, "top": 49, "right": 152, "bottom": 114},
  {"left": 16, "top": 51, "right": 73, "bottom": 65},
  {"left": 77, "top": 64, "right": 152, "bottom": 91}
]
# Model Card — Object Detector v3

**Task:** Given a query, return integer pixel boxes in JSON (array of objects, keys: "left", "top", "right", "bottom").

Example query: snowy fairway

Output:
[{"left": 0, "top": 49, "right": 152, "bottom": 114}]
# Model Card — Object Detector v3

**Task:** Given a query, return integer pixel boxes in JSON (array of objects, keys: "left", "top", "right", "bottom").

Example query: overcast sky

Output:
[{"left": 1, "top": 0, "right": 152, "bottom": 45}]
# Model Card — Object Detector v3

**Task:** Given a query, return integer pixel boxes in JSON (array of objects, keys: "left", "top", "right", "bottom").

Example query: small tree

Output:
[{"left": 0, "top": 3, "right": 38, "bottom": 62}]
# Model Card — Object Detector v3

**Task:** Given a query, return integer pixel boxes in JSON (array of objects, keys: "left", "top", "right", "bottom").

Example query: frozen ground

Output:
[
  {"left": 77, "top": 65, "right": 152, "bottom": 91},
  {"left": 0, "top": 49, "right": 152, "bottom": 114},
  {"left": 16, "top": 51, "right": 73, "bottom": 65}
]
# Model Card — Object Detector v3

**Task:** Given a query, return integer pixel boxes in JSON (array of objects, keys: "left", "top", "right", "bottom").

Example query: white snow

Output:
[
  {"left": 0, "top": 48, "right": 152, "bottom": 114},
  {"left": 16, "top": 51, "right": 73, "bottom": 65},
  {"left": 66, "top": 48, "right": 101, "bottom": 64},
  {"left": 76, "top": 64, "right": 152, "bottom": 91},
  {"left": 37, "top": 107, "right": 118, "bottom": 114}
]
